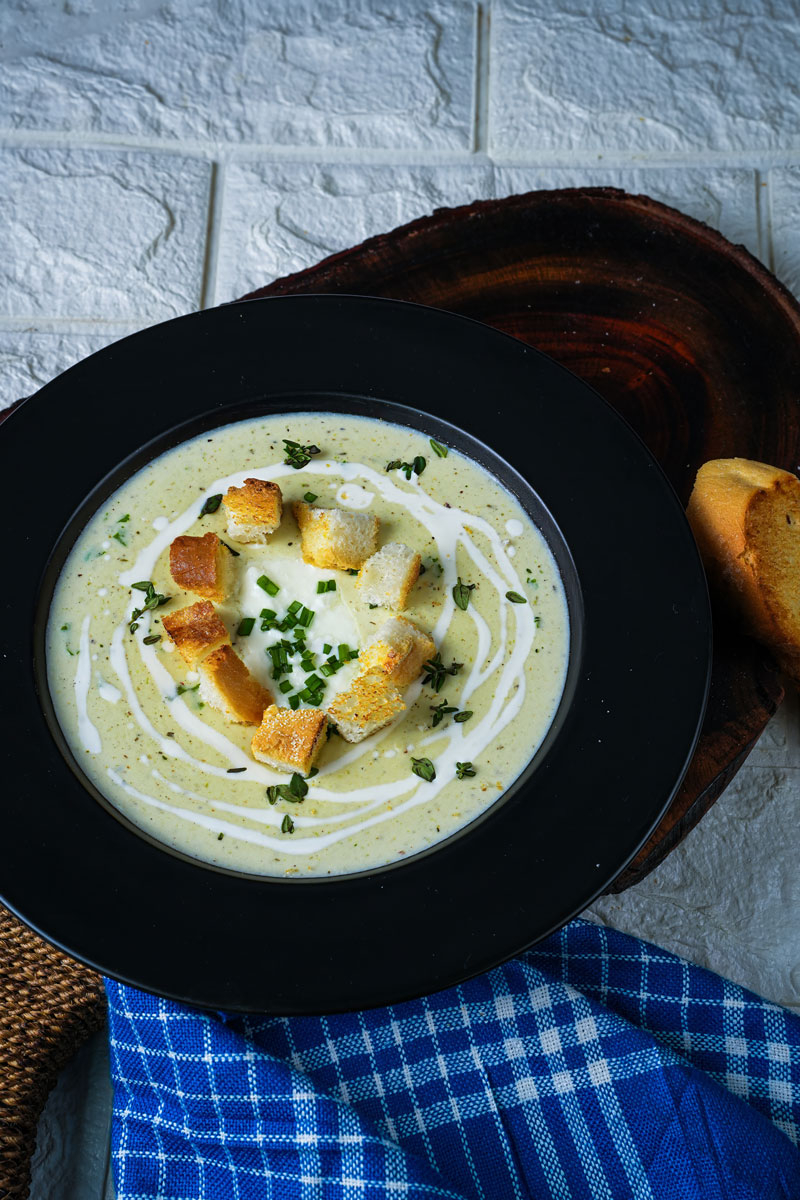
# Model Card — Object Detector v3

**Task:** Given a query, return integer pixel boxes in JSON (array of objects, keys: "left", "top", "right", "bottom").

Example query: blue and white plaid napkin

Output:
[{"left": 106, "top": 919, "right": 800, "bottom": 1199}]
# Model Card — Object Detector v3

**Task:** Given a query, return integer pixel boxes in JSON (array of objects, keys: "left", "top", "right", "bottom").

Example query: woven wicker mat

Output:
[{"left": 0, "top": 907, "right": 104, "bottom": 1199}]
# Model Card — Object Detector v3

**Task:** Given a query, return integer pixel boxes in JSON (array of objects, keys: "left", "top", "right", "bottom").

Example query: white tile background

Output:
[{"left": 1, "top": 2, "right": 799, "bottom": 1196}]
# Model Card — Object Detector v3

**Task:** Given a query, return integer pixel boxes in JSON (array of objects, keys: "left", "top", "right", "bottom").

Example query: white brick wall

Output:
[{"left": 2, "top": 4, "right": 799, "bottom": 1194}]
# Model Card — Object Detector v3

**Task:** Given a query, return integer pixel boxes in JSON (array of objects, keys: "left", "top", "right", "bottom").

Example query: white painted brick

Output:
[
  {"left": 0, "top": 149, "right": 210, "bottom": 321},
  {"left": 490, "top": 0, "right": 800, "bottom": 155},
  {"left": 0, "top": 0, "right": 477, "bottom": 150},
  {"left": 494, "top": 166, "right": 761, "bottom": 260},
  {"left": 215, "top": 161, "right": 494, "bottom": 302},
  {"left": 768, "top": 167, "right": 800, "bottom": 305},
  {"left": 0, "top": 329, "right": 125, "bottom": 410}
]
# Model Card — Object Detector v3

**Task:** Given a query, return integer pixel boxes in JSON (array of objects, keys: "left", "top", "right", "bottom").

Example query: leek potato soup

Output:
[{"left": 47, "top": 414, "right": 569, "bottom": 876}]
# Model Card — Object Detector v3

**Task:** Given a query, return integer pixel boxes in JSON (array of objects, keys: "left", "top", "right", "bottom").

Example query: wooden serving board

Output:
[{"left": 243, "top": 187, "right": 800, "bottom": 891}]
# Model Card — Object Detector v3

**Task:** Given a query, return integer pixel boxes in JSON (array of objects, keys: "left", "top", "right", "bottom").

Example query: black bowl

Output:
[{"left": 1, "top": 295, "right": 710, "bottom": 1012}]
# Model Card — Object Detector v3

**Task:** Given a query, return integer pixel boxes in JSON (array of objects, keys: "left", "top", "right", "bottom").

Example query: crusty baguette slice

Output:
[
  {"left": 358, "top": 616, "right": 436, "bottom": 688},
  {"left": 198, "top": 645, "right": 273, "bottom": 725},
  {"left": 251, "top": 705, "right": 328, "bottom": 775},
  {"left": 169, "top": 531, "right": 232, "bottom": 602},
  {"left": 326, "top": 671, "right": 405, "bottom": 743},
  {"left": 223, "top": 478, "right": 283, "bottom": 543},
  {"left": 687, "top": 457, "right": 800, "bottom": 683},
  {"left": 161, "top": 600, "right": 230, "bottom": 666},
  {"left": 292, "top": 501, "right": 379, "bottom": 570},
  {"left": 356, "top": 541, "right": 421, "bottom": 610}
]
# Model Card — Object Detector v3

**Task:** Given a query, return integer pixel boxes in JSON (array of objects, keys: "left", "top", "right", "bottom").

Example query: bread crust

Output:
[
  {"left": 251, "top": 705, "right": 328, "bottom": 774},
  {"left": 161, "top": 600, "right": 230, "bottom": 665},
  {"left": 199, "top": 645, "right": 273, "bottom": 725},
  {"left": 292, "top": 501, "right": 379, "bottom": 570},
  {"left": 359, "top": 616, "right": 436, "bottom": 687},
  {"left": 223, "top": 478, "right": 283, "bottom": 543},
  {"left": 169, "top": 532, "right": 231, "bottom": 602},
  {"left": 687, "top": 457, "right": 800, "bottom": 661},
  {"left": 326, "top": 671, "right": 405, "bottom": 743}
]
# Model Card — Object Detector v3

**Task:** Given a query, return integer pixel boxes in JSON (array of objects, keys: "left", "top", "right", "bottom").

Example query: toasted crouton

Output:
[
  {"left": 326, "top": 672, "right": 405, "bottom": 743},
  {"left": 251, "top": 705, "right": 328, "bottom": 775},
  {"left": 356, "top": 542, "right": 421, "bottom": 610},
  {"left": 292, "top": 501, "right": 379, "bottom": 570},
  {"left": 198, "top": 645, "right": 273, "bottom": 725},
  {"left": 358, "top": 616, "right": 436, "bottom": 688},
  {"left": 223, "top": 478, "right": 283, "bottom": 544},
  {"left": 169, "top": 532, "right": 232, "bottom": 602},
  {"left": 161, "top": 600, "right": 230, "bottom": 666},
  {"left": 687, "top": 457, "right": 800, "bottom": 686}
]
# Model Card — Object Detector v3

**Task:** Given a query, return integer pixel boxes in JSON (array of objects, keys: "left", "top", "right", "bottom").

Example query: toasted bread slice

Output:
[
  {"left": 161, "top": 600, "right": 230, "bottom": 666},
  {"left": 292, "top": 501, "right": 379, "bottom": 570},
  {"left": 198, "top": 645, "right": 273, "bottom": 725},
  {"left": 326, "top": 671, "right": 405, "bottom": 743},
  {"left": 251, "top": 705, "right": 328, "bottom": 775},
  {"left": 169, "top": 532, "right": 232, "bottom": 602},
  {"left": 223, "top": 478, "right": 283, "bottom": 543},
  {"left": 687, "top": 458, "right": 800, "bottom": 684},
  {"left": 356, "top": 541, "right": 421, "bottom": 610},
  {"left": 358, "top": 616, "right": 436, "bottom": 688}
]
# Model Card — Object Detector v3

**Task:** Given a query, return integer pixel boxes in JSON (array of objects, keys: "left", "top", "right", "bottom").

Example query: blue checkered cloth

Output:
[{"left": 106, "top": 919, "right": 800, "bottom": 1199}]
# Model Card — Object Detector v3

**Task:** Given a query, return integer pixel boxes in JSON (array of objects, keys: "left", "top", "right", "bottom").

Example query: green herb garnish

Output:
[
  {"left": 455, "top": 761, "right": 476, "bottom": 779},
  {"left": 385, "top": 456, "right": 426, "bottom": 480},
  {"left": 226, "top": 767, "right": 247, "bottom": 774},
  {"left": 199, "top": 493, "right": 222, "bottom": 516},
  {"left": 257, "top": 575, "right": 280, "bottom": 597},
  {"left": 454, "top": 710, "right": 473, "bottom": 723},
  {"left": 283, "top": 439, "right": 320, "bottom": 469},
  {"left": 112, "top": 529, "right": 127, "bottom": 546},
  {"left": 237, "top": 617, "right": 255, "bottom": 637},
  {"left": 411, "top": 757, "right": 436, "bottom": 783},
  {"left": 452, "top": 577, "right": 476, "bottom": 611},
  {"left": 431, "top": 699, "right": 457, "bottom": 728},
  {"left": 422, "top": 653, "right": 464, "bottom": 692},
  {"left": 142, "top": 633, "right": 161, "bottom": 645},
  {"left": 430, "top": 439, "right": 448, "bottom": 458},
  {"left": 268, "top": 773, "right": 309, "bottom": 807},
  {"left": 316, "top": 580, "right": 336, "bottom": 594},
  {"left": 221, "top": 540, "right": 240, "bottom": 557},
  {"left": 506, "top": 591, "right": 527, "bottom": 604},
  {"left": 281, "top": 813, "right": 295, "bottom": 834},
  {"left": 304, "top": 491, "right": 318, "bottom": 502},
  {"left": 176, "top": 682, "right": 200, "bottom": 696}
]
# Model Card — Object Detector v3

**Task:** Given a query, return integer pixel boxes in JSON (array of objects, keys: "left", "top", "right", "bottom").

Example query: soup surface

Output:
[{"left": 47, "top": 412, "right": 569, "bottom": 876}]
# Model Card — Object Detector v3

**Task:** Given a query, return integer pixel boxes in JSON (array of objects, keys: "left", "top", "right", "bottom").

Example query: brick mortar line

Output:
[{"left": 2, "top": 129, "right": 800, "bottom": 171}]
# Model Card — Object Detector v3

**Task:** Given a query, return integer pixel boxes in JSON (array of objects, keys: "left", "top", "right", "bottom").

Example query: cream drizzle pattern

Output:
[{"left": 78, "top": 452, "right": 552, "bottom": 857}]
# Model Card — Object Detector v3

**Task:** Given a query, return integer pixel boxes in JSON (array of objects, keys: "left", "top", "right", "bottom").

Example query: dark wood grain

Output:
[{"left": 243, "top": 187, "right": 795, "bottom": 891}]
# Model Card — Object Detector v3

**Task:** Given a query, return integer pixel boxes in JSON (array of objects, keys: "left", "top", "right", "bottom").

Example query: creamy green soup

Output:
[{"left": 47, "top": 414, "right": 569, "bottom": 877}]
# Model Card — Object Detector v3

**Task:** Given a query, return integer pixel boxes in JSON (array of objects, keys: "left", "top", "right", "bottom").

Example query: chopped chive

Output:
[
  {"left": 257, "top": 575, "right": 279, "bottom": 597},
  {"left": 323, "top": 643, "right": 332, "bottom": 654},
  {"left": 260, "top": 608, "right": 277, "bottom": 620},
  {"left": 287, "top": 599, "right": 302, "bottom": 615},
  {"left": 506, "top": 591, "right": 527, "bottom": 604},
  {"left": 304, "top": 674, "right": 323, "bottom": 689},
  {"left": 142, "top": 633, "right": 161, "bottom": 646},
  {"left": 200, "top": 493, "right": 222, "bottom": 516},
  {"left": 317, "top": 579, "right": 336, "bottom": 593},
  {"left": 304, "top": 491, "right": 318, "bottom": 502},
  {"left": 411, "top": 756, "right": 436, "bottom": 783},
  {"left": 279, "top": 680, "right": 293, "bottom": 694},
  {"left": 320, "top": 663, "right": 335, "bottom": 677},
  {"left": 237, "top": 617, "right": 256, "bottom": 637},
  {"left": 338, "top": 644, "right": 353, "bottom": 662},
  {"left": 298, "top": 606, "right": 315, "bottom": 627},
  {"left": 288, "top": 695, "right": 300, "bottom": 710},
  {"left": 430, "top": 439, "right": 448, "bottom": 458}
]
